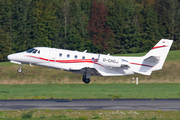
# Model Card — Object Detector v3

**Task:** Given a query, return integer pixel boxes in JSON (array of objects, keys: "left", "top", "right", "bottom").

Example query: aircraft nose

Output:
[{"left": 7, "top": 54, "right": 16, "bottom": 61}]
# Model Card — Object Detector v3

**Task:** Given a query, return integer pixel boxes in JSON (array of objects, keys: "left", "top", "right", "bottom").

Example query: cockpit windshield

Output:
[
  {"left": 26, "top": 48, "right": 38, "bottom": 53},
  {"left": 26, "top": 48, "right": 35, "bottom": 53}
]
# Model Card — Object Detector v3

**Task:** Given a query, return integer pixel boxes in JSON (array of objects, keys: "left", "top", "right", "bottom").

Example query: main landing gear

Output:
[
  {"left": 82, "top": 75, "right": 90, "bottom": 84},
  {"left": 82, "top": 68, "right": 91, "bottom": 84},
  {"left": 17, "top": 64, "right": 24, "bottom": 73}
]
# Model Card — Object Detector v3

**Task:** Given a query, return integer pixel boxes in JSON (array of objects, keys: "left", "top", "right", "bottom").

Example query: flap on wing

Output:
[
  {"left": 69, "top": 66, "right": 87, "bottom": 70},
  {"left": 69, "top": 67, "right": 83, "bottom": 71},
  {"left": 133, "top": 70, "right": 152, "bottom": 75},
  {"left": 144, "top": 56, "right": 160, "bottom": 62}
]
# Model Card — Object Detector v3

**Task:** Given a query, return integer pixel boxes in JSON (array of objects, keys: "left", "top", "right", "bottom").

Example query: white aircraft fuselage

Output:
[{"left": 7, "top": 39, "right": 173, "bottom": 83}]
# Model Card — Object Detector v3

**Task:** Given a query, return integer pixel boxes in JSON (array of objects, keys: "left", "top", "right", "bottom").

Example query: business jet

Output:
[{"left": 7, "top": 39, "right": 173, "bottom": 83}]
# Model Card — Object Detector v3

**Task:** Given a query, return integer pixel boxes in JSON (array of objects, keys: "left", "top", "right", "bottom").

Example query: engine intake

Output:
[{"left": 97, "top": 55, "right": 122, "bottom": 67}]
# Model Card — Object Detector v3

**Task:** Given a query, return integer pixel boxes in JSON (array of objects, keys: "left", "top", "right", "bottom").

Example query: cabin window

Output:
[
  {"left": 92, "top": 57, "right": 94, "bottom": 62},
  {"left": 75, "top": 55, "right": 77, "bottom": 59},
  {"left": 82, "top": 56, "right": 85, "bottom": 60},
  {"left": 59, "top": 53, "right": 62, "bottom": 57},
  {"left": 67, "top": 54, "right": 70, "bottom": 58},
  {"left": 38, "top": 51, "right": 40, "bottom": 54}
]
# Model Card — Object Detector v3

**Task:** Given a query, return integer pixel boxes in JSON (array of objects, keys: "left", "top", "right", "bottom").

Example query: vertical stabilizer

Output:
[
  {"left": 133, "top": 39, "right": 173, "bottom": 75},
  {"left": 144, "top": 39, "right": 173, "bottom": 71}
]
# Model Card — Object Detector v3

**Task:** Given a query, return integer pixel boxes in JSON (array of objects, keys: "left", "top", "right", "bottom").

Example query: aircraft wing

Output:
[{"left": 69, "top": 67, "right": 102, "bottom": 76}]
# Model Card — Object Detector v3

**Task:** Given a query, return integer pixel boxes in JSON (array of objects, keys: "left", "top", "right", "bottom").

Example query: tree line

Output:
[{"left": 0, "top": 0, "right": 180, "bottom": 61}]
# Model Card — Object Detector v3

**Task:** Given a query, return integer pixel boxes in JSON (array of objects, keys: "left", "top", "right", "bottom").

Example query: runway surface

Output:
[{"left": 0, "top": 99, "right": 180, "bottom": 111}]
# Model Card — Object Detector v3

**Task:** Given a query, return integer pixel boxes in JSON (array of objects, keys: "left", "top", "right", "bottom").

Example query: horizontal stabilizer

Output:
[
  {"left": 133, "top": 70, "right": 152, "bottom": 75},
  {"left": 144, "top": 56, "right": 160, "bottom": 63}
]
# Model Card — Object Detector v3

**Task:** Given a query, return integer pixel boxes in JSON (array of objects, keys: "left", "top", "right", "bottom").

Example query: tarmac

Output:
[{"left": 0, "top": 99, "right": 180, "bottom": 111}]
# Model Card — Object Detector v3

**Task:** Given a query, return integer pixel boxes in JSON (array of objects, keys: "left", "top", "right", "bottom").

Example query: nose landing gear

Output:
[
  {"left": 17, "top": 68, "right": 22, "bottom": 73},
  {"left": 17, "top": 64, "right": 25, "bottom": 73}
]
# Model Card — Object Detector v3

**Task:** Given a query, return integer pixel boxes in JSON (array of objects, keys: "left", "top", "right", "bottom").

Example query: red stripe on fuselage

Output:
[
  {"left": 25, "top": 55, "right": 105, "bottom": 67},
  {"left": 56, "top": 59, "right": 94, "bottom": 63},
  {"left": 94, "top": 62, "right": 105, "bottom": 67},
  {"left": 25, "top": 55, "right": 153, "bottom": 68},
  {"left": 25, "top": 55, "right": 48, "bottom": 61}
]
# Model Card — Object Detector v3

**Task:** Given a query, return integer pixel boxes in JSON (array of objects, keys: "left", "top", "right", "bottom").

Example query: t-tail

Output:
[{"left": 133, "top": 39, "right": 173, "bottom": 75}]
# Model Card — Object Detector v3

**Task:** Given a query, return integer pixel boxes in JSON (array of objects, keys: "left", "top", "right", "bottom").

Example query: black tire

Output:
[
  {"left": 83, "top": 78, "right": 90, "bottom": 84},
  {"left": 82, "top": 75, "right": 90, "bottom": 84}
]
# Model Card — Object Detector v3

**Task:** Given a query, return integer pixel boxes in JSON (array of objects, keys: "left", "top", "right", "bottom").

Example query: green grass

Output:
[
  {"left": 0, "top": 109, "right": 180, "bottom": 120},
  {"left": 114, "top": 50, "right": 180, "bottom": 62},
  {"left": 0, "top": 62, "right": 16, "bottom": 66},
  {"left": 165, "top": 50, "right": 180, "bottom": 62},
  {"left": 113, "top": 52, "right": 146, "bottom": 57},
  {"left": 0, "top": 83, "right": 180, "bottom": 99}
]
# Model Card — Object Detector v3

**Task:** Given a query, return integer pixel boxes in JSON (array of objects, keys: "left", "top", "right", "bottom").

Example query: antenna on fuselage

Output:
[{"left": 83, "top": 50, "right": 87, "bottom": 53}]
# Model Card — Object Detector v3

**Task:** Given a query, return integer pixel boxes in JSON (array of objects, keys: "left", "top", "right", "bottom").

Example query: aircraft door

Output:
[{"left": 49, "top": 50, "right": 56, "bottom": 64}]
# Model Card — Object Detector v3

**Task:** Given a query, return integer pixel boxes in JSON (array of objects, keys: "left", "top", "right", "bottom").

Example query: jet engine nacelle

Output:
[{"left": 98, "top": 55, "right": 122, "bottom": 67}]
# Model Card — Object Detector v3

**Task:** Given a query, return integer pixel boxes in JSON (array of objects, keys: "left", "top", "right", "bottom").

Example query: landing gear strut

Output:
[
  {"left": 17, "top": 64, "right": 24, "bottom": 73},
  {"left": 82, "top": 75, "right": 90, "bottom": 84}
]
